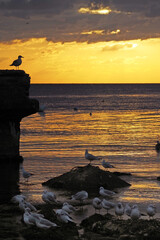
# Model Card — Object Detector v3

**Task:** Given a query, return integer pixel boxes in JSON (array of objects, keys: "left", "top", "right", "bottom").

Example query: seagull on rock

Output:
[
  {"left": 62, "top": 202, "right": 76, "bottom": 214},
  {"left": 42, "top": 190, "right": 57, "bottom": 204},
  {"left": 10, "top": 55, "right": 24, "bottom": 69},
  {"left": 146, "top": 204, "right": 156, "bottom": 218},
  {"left": 102, "top": 160, "right": 114, "bottom": 169},
  {"left": 115, "top": 202, "right": 124, "bottom": 219},
  {"left": 56, "top": 209, "right": 74, "bottom": 223},
  {"left": 130, "top": 205, "right": 141, "bottom": 220},
  {"left": 92, "top": 197, "right": 102, "bottom": 213},
  {"left": 99, "top": 187, "right": 116, "bottom": 198},
  {"left": 85, "top": 149, "right": 101, "bottom": 164},
  {"left": 101, "top": 199, "right": 115, "bottom": 213},
  {"left": 72, "top": 190, "right": 88, "bottom": 204}
]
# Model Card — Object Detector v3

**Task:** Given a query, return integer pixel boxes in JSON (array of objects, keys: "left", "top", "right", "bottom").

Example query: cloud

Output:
[{"left": 0, "top": 0, "right": 160, "bottom": 43}]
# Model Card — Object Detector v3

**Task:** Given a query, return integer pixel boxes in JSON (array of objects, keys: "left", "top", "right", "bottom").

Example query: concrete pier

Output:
[{"left": 0, "top": 70, "right": 39, "bottom": 203}]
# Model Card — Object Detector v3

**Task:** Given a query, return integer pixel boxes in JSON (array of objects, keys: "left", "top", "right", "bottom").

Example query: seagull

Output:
[
  {"left": 130, "top": 205, "right": 141, "bottom": 220},
  {"left": 23, "top": 212, "right": 35, "bottom": 226},
  {"left": 85, "top": 149, "right": 101, "bottom": 164},
  {"left": 11, "top": 194, "right": 26, "bottom": 204},
  {"left": 99, "top": 187, "right": 116, "bottom": 198},
  {"left": 62, "top": 202, "right": 76, "bottom": 214},
  {"left": 115, "top": 202, "right": 124, "bottom": 219},
  {"left": 56, "top": 209, "right": 74, "bottom": 223},
  {"left": 20, "top": 165, "right": 33, "bottom": 182},
  {"left": 92, "top": 197, "right": 102, "bottom": 213},
  {"left": 10, "top": 55, "right": 24, "bottom": 70},
  {"left": 42, "top": 190, "right": 57, "bottom": 204},
  {"left": 20, "top": 199, "right": 37, "bottom": 212},
  {"left": 102, "top": 160, "right": 114, "bottom": 169},
  {"left": 124, "top": 203, "right": 132, "bottom": 216},
  {"left": 101, "top": 199, "right": 115, "bottom": 213},
  {"left": 71, "top": 190, "right": 88, "bottom": 204},
  {"left": 25, "top": 208, "right": 44, "bottom": 219},
  {"left": 146, "top": 204, "right": 156, "bottom": 218}
]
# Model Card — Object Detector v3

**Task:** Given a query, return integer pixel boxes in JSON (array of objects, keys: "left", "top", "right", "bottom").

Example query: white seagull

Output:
[
  {"left": 102, "top": 160, "right": 114, "bottom": 169},
  {"left": 71, "top": 190, "right": 88, "bottom": 204},
  {"left": 92, "top": 197, "right": 102, "bottom": 213},
  {"left": 146, "top": 204, "right": 156, "bottom": 218},
  {"left": 23, "top": 212, "right": 35, "bottom": 226},
  {"left": 99, "top": 187, "right": 116, "bottom": 198},
  {"left": 62, "top": 202, "right": 76, "bottom": 214},
  {"left": 11, "top": 194, "right": 26, "bottom": 204},
  {"left": 10, "top": 55, "right": 24, "bottom": 70},
  {"left": 101, "top": 199, "right": 115, "bottom": 213},
  {"left": 42, "top": 190, "right": 57, "bottom": 204},
  {"left": 56, "top": 209, "right": 74, "bottom": 223},
  {"left": 124, "top": 203, "right": 132, "bottom": 216},
  {"left": 85, "top": 149, "right": 102, "bottom": 164},
  {"left": 20, "top": 165, "right": 33, "bottom": 182},
  {"left": 130, "top": 205, "right": 141, "bottom": 220},
  {"left": 115, "top": 202, "right": 124, "bottom": 219}
]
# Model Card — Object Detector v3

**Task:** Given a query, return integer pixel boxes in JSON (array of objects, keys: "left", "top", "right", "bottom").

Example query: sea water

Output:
[{"left": 20, "top": 84, "right": 160, "bottom": 209}]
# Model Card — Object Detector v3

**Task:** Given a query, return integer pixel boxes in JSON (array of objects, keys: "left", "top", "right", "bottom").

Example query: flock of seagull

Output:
[{"left": 11, "top": 185, "right": 157, "bottom": 230}]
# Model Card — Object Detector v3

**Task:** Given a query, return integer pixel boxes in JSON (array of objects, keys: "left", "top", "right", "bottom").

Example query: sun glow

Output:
[
  {"left": 0, "top": 37, "right": 160, "bottom": 83},
  {"left": 78, "top": 7, "right": 111, "bottom": 15}
]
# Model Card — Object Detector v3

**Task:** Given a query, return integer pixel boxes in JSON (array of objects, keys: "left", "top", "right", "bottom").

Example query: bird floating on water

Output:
[
  {"left": 85, "top": 149, "right": 102, "bottom": 164},
  {"left": 10, "top": 55, "right": 24, "bottom": 70},
  {"left": 102, "top": 160, "right": 114, "bottom": 169}
]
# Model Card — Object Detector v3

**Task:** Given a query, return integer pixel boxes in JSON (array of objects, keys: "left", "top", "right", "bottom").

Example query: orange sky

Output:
[
  {"left": 0, "top": 0, "right": 160, "bottom": 83},
  {"left": 1, "top": 37, "right": 160, "bottom": 83}
]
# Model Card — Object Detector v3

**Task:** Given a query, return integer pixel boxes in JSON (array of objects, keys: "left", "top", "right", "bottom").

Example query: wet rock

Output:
[{"left": 42, "top": 164, "right": 131, "bottom": 193}]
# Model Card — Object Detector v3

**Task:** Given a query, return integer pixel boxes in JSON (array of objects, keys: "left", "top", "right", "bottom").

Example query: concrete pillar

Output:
[{"left": 0, "top": 70, "right": 39, "bottom": 203}]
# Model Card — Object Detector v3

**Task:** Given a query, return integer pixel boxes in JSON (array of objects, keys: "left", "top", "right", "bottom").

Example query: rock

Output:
[
  {"left": 113, "top": 172, "right": 132, "bottom": 177},
  {"left": 42, "top": 164, "right": 131, "bottom": 193}
]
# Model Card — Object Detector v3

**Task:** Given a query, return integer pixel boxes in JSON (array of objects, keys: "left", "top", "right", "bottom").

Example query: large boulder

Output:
[{"left": 42, "top": 164, "right": 130, "bottom": 193}]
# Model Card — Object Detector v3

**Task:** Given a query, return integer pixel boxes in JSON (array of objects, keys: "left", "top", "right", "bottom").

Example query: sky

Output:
[{"left": 0, "top": 0, "right": 160, "bottom": 83}]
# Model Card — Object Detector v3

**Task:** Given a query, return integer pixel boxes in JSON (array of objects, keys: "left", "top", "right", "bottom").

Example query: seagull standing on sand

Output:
[
  {"left": 10, "top": 55, "right": 24, "bottom": 69},
  {"left": 99, "top": 186, "right": 116, "bottom": 198},
  {"left": 85, "top": 149, "right": 101, "bottom": 164},
  {"left": 102, "top": 160, "right": 114, "bottom": 169}
]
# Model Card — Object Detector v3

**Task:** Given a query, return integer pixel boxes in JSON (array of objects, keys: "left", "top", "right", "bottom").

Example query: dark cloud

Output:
[{"left": 0, "top": 0, "right": 159, "bottom": 43}]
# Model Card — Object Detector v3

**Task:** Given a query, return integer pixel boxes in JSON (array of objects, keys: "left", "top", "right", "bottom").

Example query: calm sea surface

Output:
[{"left": 20, "top": 84, "right": 160, "bottom": 208}]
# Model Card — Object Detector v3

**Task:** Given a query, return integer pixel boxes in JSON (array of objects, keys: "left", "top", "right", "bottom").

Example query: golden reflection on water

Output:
[{"left": 20, "top": 108, "right": 160, "bottom": 203}]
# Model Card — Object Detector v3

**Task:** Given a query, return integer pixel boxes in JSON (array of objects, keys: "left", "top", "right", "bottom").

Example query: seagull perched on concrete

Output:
[
  {"left": 10, "top": 55, "right": 24, "bottom": 69},
  {"left": 130, "top": 205, "right": 141, "bottom": 220},
  {"left": 85, "top": 149, "right": 102, "bottom": 164},
  {"left": 92, "top": 197, "right": 102, "bottom": 213},
  {"left": 62, "top": 202, "right": 76, "bottom": 214}
]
